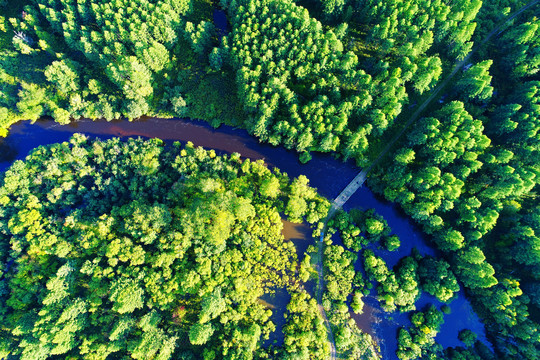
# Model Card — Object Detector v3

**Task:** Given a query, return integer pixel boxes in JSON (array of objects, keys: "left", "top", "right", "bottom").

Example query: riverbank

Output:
[{"left": 0, "top": 116, "right": 491, "bottom": 358}]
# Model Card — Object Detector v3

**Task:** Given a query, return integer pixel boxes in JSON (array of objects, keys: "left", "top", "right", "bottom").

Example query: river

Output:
[{"left": 0, "top": 117, "right": 491, "bottom": 358}]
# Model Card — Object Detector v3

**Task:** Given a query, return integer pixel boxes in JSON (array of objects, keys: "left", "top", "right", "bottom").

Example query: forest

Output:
[
  {"left": 0, "top": 136, "right": 353, "bottom": 359},
  {"left": 0, "top": 0, "right": 539, "bottom": 359}
]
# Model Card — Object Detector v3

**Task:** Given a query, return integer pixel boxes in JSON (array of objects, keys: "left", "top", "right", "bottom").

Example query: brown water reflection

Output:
[
  {"left": 281, "top": 220, "right": 312, "bottom": 259},
  {"left": 350, "top": 298, "right": 378, "bottom": 335},
  {"left": 34, "top": 117, "right": 269, "bottom": 161},
  {"left": 257, "top": 298, "right": 276, "bottom": 309}
]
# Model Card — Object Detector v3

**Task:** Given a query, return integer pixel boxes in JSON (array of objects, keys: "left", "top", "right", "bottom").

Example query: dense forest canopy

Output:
[
  {"left": 1, "top": 0, "right": 540, "bottom": 358},
  {"left": 0, "top": 135, "right": 341, "bottom": 359},
  {"left": 0, "top": 0, "right": 499, "bottom": 161},
  {"left": 368, "top": 2, "right": 540, "bottom": 358}
]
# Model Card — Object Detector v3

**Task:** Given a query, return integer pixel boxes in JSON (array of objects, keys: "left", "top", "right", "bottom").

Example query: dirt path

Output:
[{"left": 316, "top": 241, "right": 337, "bottom": 359}]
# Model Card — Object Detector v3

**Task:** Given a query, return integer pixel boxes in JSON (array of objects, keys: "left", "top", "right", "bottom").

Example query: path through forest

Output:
[
  {"left": 315, "top": 1, "right": 539, "bottom": 358},
  {"left": 329, "top": 0, "right": 539, "bottom": 214},
  {"left": 316, "top": 240, "right": 337, "bottom": 359}
]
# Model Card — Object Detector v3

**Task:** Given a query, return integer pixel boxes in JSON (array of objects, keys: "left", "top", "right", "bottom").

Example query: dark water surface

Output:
[
  {"left": 213, "top": 8, "right": 230, "bottom": 38},
  {"left": 0, "top": 117, "right": 491, "bottom": 357}
]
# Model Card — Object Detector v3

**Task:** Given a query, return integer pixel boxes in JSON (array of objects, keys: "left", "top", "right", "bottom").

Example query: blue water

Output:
[
  {"left": 339, "top": 186, "right": 491, "bottom": 357},
  {"left": 213, "top": 9, "right": 229, "bottom": 38}
]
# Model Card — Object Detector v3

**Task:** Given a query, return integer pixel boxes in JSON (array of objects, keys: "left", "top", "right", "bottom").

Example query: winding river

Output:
[
  {"left": 0, "top": 116, "right": 491, "bottom": 358},
  {"left": 4, "top": 0, "right": 538, "bottom": 356}
]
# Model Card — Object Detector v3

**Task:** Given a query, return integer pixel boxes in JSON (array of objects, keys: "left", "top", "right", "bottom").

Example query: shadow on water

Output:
[
  {"left": 0, "top": 117, "right": 492, "bottom": 357},
  {"left": 0, "top": 138, "right": 18, "bottom": 165},
  {"left": 213, "top": 8, "right": 229, "bottom": 38},
  {"left": 259, "top": 288, "right": 291, "bottom": 348}
]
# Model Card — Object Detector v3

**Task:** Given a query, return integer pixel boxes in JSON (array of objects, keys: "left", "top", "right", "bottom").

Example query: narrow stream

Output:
[{"left": 0, "top": 117, "right": 491, "bottom": 358}]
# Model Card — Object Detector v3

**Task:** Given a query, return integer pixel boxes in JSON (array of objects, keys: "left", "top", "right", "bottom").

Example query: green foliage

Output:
[
  {"left": 371, "top": 101, "right": 492, "bottom": 252},
  {"left": 0, "top": 135, "right": 333, "bottom": 359},
  {"left": 209, "top": 47, "right": 223, "bottom": 70},
  {"left": 456, "top": 60, "right": 494, "bottom": 102},
  {"left": 189, "top": 323, "right": 214, "bottom": 345},
  {"left": 0, "top": 0, "right": 539, "bottom": 357},
  {"left": 0, "top": 0, "right": 215, "bottom": 134},
  {"left": 324, "top": 244, "right": 357, "bottom": 303},
  {"left": 110, "top": 278, "right": 145, "bottom": 314},
  {"left": 221, "top": 0, "right": 380, "bottom": 162},
  {"left": 497, "top": 18, "right": 540, "bottom": 80},
  {"left": 368, "top": 8, "right": 540, "bottom": 356},
  {"left": 44, "top": 60, "right": 80, "bottom": 95},
  {"left": 459, "top": 329, "right": 478, "bottom": 348},
  {"left": 418, "top": 256, "right": 459, "bottom": 303},
  {"left": 364, "top": 252, "right": 419, "bottom": 313},
  {"left": 184, "top": 20, "right": 215, "bottom": 56},
  {"left": 396, "top": 305, "right": 444, "bottom": 360},
  {"left": 318, "top": 215, "right": 379, "bottom": 358},
  {"left": 357, "top": 0, "right": 481, "bottom": 60},
  {"left": 351, "top": 291, "right": 364, "bottom": 314},
  {"left": 384, "top": 235, "right": 401, "bottom": 252},
  {"left": 327, "top": 208, "right": 392, "bottom": 252},
  {"left": 454, "top": 247, "right": 498, "bottom": 290},
  {"left": 282, "top": 291, "right": 331, "bottom": 358},
  {"left": 330, "top": 314, "right": 378, "bottom": 360}
]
